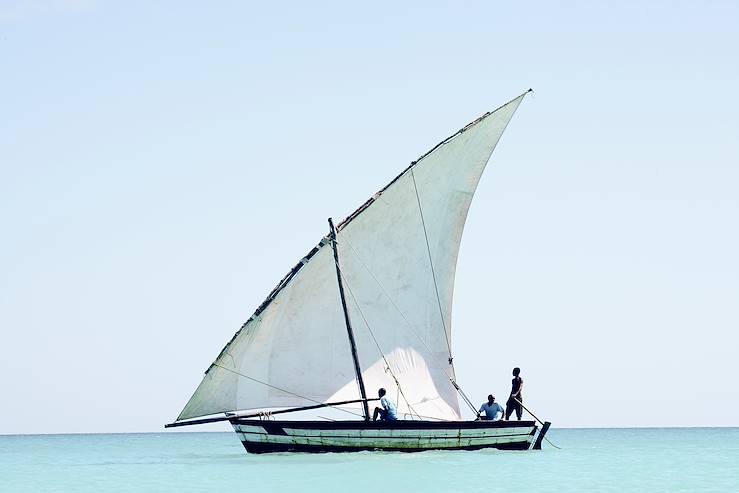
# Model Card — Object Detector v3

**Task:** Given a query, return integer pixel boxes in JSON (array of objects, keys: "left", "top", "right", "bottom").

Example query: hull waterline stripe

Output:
[
  {"left": 237, "top": 431, "right": 534, "bottom": 441},
  {"left": 231, "top": 419, "right": 536, "bottom": 430},
  {"left": 240, "top": 441, "right": 533, "bottom": 453}
]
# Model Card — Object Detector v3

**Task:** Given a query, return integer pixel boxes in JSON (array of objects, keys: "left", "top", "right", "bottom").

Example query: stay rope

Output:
[
  {"left": 211, "top": 363, "right": 364, "bottom": 418},
  {"left": 512, "top": 397, "right": 562, "bottom": 449},
  {"left": 342, "top": 233, "right": 478, "bottom": 417},
  {"left": 342, "top": 236, "right": 444, "bottom": 367},
  {"left": 341, "top": 277, "right": 422, "bottom": 420},
  {"left": 411, "top": 169, "right": 453, "bottom": 359}
]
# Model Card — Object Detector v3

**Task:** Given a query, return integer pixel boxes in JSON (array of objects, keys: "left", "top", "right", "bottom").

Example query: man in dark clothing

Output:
[{"left": 505, "top": 367, "right": 524, "bottom": 420}]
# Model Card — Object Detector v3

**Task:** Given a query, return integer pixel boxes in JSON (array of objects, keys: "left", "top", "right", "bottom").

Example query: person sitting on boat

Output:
[
  {"left": 476, "top": 394, "right": 504, "bottom": 421},
  {"left": 505, "top": 367, "right": 524, "bottom": 420},
  {"left": 372, "top": 388, "right": 398, "bottom": 422}
]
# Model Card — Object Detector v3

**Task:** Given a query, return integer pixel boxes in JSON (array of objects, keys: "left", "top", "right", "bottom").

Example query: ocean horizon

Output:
[{"left": 2, "top": 427, "right": 737, "bottom": 492}]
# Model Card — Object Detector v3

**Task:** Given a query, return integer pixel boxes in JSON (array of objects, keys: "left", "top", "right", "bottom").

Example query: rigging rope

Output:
[
  {"left": 513, "top": 397, "right": 562, "bottom": 449},
  {"left": 449, "top": 378, "right": 478, "bottom": 416},
  {"left": 211, "top": 363, "right": 364, "bottom": 418},
  {"left": 342, "top": 233, "right": 478, "bottom": 417},
  {"left": 544, "top": 435, "right": 562, "bottom": 450},
  {"left": 341, "top": 277, "right": 422, "bottom": 420},
  {"left": 343, "top": 172, "right": 477, "bottom": 417},
  {"left": 411, "top": 169, "right": 453, "bottom": 360},
  {"left": 342, "top": 236, "right": 442, "bottom": 365}
]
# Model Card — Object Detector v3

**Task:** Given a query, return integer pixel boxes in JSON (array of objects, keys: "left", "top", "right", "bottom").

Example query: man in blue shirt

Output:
[
  {"left": 477, "top": 394, "right": 504, "bottom": 421},
  {"left": 372, "top": 388, "right": 398, "bottom": 421}
]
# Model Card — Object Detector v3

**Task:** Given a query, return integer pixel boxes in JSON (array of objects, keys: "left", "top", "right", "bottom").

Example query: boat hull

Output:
[{"left": 231, "top": 419, "right": 538, "bottom": 453}]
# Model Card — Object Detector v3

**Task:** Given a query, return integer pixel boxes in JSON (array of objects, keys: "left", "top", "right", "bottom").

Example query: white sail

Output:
[
  {"left": 177, "top": 244, "right": 360, "bottom": 420},
  {"left": 176, "top": 92, "right": 528, "bottom": 422}
]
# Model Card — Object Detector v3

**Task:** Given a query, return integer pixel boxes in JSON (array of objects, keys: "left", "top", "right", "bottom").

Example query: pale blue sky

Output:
[{"left": 1, "top": 1, "right": 737, "bottom": 434}]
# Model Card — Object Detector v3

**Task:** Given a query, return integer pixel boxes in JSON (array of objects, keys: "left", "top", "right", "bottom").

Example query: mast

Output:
[{"left": 328, "top": 217, "right": 370, "bottom": 421}]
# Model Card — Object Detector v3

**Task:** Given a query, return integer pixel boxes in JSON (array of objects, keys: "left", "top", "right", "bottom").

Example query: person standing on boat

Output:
[
  {"left": 372, "top": 388, "right": 398, "bottom": 422},
  {"left": 505, "top": 367, "right": 524, "bottom": 420},
  {"left": 477, "top": 394, "right": 504, "bottom": 421}
]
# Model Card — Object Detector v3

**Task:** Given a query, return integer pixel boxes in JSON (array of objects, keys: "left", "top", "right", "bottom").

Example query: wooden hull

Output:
[{"left": 231, "top": 419, "right": 539, "bottom": 453}]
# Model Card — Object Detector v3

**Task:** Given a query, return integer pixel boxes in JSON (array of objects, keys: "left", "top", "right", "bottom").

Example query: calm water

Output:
[{"left": 1, "top": 428, "right": 737, "bottom": 492}]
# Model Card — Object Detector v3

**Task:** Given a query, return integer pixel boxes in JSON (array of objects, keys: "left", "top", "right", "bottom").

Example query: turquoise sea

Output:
[{"left": 1, "top": 428, "right": 737, "bottom": 492}]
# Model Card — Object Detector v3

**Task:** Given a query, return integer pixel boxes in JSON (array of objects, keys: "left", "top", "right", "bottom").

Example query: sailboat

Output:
[{"left": 166, "top": 90, "right": 551, "bottom": 453}]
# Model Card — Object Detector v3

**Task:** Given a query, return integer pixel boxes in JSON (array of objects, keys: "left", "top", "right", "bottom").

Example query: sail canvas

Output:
[{"left": 176, "top": 92, "right": 528, "bottom": 423}]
